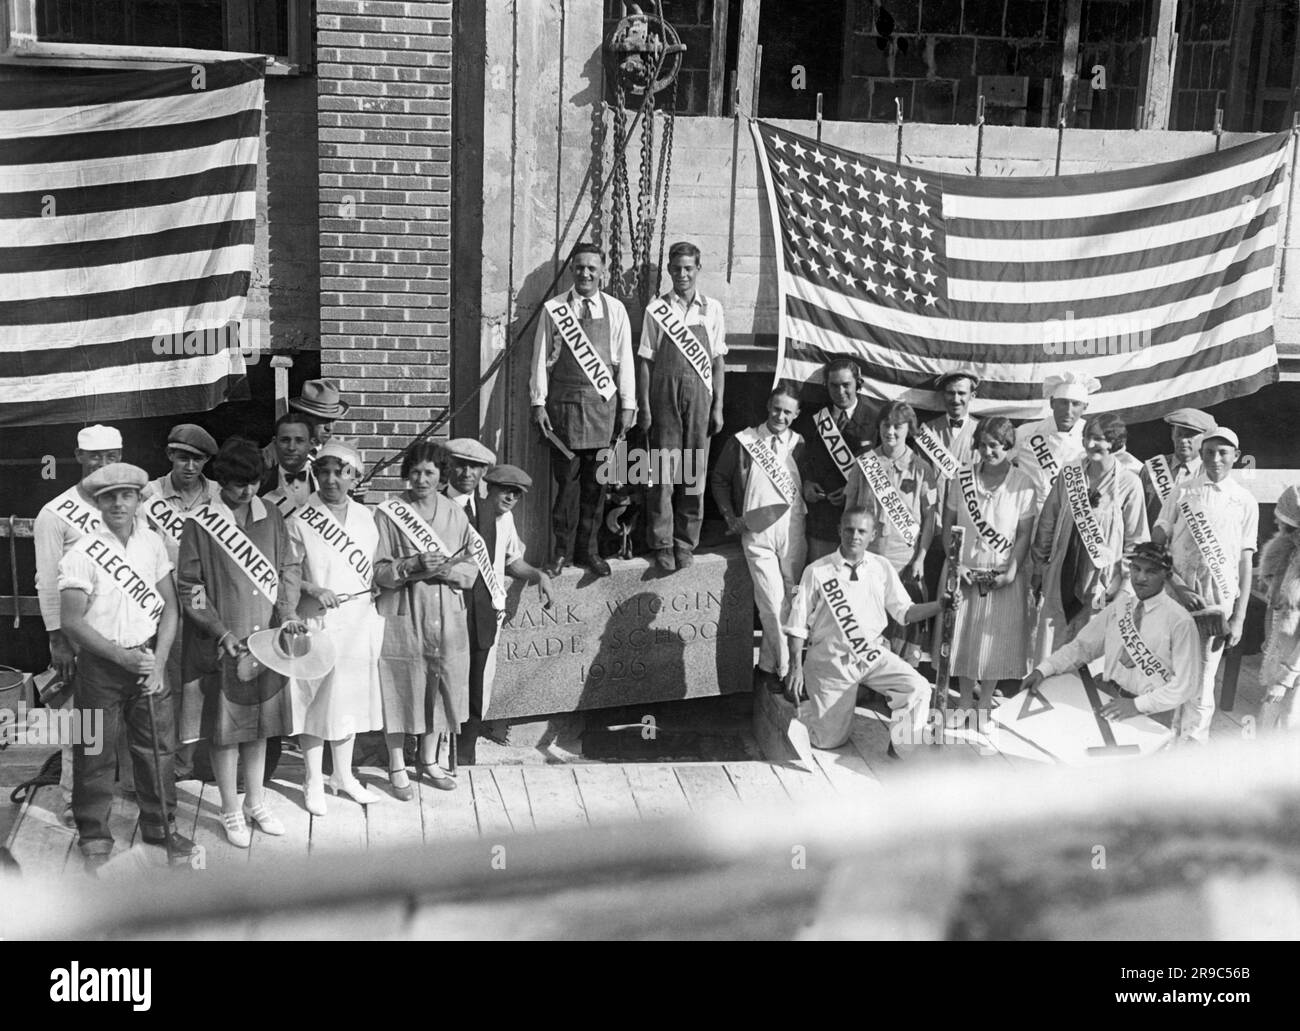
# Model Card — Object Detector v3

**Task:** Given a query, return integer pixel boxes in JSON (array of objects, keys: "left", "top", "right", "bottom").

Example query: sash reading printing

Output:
[
  {"left": 467, "top": 524, "right": 506, "bottom": 612},
  {"left": 737, "top": 428, "right": 797, "bottom": 505},
  {"left": 378, "top": 498, "right": 453, "bottom": 557},
  {"left": 912, "top": 423, "right": 961, "bottom": 481},
  {"left": 959, "top": 468, "right": 1014, "bottom": 553},
  {"left": 144, "top": 494, "right": 186, "bottom": 545},
  {"left": 192, "top": 504, "right": 279, "bottom": 605},
  {"left": 856, "top": 450, "right": 919, "bottom": 548},
  {"left": 77, "top": 537, "right": 165, "bottom": 625},
  {"left": 548, "top": 299, "right": 616, "bottom": 401},
  {"left": 51, "top": 490, "right": 102, "bottom": 536},
  {"left": 646, "top": 296, "right": 713, "bottom": 392},
  {"left": 813, "top": 407, "right": 857, "bottom": 480},
  {"left": 816, "top": 570, "right": 888, "bottom": 679},
  {"left": 1176, "top": 494, "right": 1235, "bottom": 603},
  {"left": 1145, "top": 454, "right": 1174, "bottom": 504},
  {"left": 1117, "top": 603, "right": 1174, "bottom": 683},
  {"left": 294, "top": 503, "right": 373, "bottom": 595},
  {"left": 1060, "top": 463, "right": 1111, "bottom": 568}
]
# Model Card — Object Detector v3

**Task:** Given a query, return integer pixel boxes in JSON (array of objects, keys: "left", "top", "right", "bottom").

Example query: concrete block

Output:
[
  {"left": 920, "top": 0, "right": 962, "bottom": 34},
  {"left": 962, "top": 0, "right": 1006, "bottom": 36},
  {"left": 1003, "top": 0, "right": 1047, "bottom": 39},
  {"left": 932, "top": 36, "right": 976, "bottom": 80}
]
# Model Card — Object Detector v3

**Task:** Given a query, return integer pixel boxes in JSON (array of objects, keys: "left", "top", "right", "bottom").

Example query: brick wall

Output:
[{"left": 316, "top": 0, "right": 453, "bottom": 494}]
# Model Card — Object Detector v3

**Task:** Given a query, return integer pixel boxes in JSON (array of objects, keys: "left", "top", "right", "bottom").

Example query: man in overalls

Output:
[
  {"left": 531, "top": 243, "right": 636, "bottom": 578},
  {"left": 637, "top": 241, "right": 727, "bottom": 573}
]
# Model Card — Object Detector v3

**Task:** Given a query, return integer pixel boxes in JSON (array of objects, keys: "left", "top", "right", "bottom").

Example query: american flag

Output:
[
  {"left": 751, "top": 121, "right": 1289, "bottom": 421},
  {"left": 0, "top": 59, "right": 262, "bottom": 427}
]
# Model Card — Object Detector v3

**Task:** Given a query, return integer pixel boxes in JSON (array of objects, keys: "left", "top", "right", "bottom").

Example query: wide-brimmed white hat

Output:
[{"left": 245, "top": 626, "right": 336, "bottom": 681}]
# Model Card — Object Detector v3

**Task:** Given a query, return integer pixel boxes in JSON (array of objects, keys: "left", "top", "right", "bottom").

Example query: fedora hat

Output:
[
  {"left": 290, "top": 380, "right": 350, "bottom": 420},
  {"left": 245, "top": 626, "right": 336, "bottom": 681}
]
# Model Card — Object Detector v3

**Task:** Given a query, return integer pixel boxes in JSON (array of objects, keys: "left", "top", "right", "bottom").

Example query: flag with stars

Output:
[{"left": 751, "top": 121, "right": 1288, "bottom": 421}]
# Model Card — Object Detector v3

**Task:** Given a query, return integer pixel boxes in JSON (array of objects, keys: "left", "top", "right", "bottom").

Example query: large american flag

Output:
[
  {"left": 752, "top": 121, "right": 1289, "bottom": 422},
  {"left": 0, "top": 59, "right": 262, "bottom": 427}
]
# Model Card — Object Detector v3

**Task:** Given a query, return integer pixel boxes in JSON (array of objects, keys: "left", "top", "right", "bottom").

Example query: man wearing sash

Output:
[
  {"left": 919, "top": 370, "right": 981, "bottom": 593},
  {"left": 637, "top": 241, "right": 727, "bottom": 573},
  {"left": 1139, "top": 407, "right": 1213, "bottom": 529},
  {"left": 56, "top": 463, "right": 194, "bottom": 870},
  {"left": 1152, "top": 426, "right": 1258, "bottom": 743},
  {"left": 784, "top": 507, "right": 944, "bottom": 754},
  {"left": 259, "top": 412, "right": 318, "bottom": 518},
  {"left": 34, "top": 424, "right": 123, "bottom": 817},
  {"left": 711, "top": 385, "right": 807, "bottom": 691},
  {"left": 531, "top": 243, "right": 636, "bottom": 578},
  {"left": 1022, "top": 543, "right": 1201, "bottom": 722},
  {"left": 1012, "top": 371, "right": 1096, "bottom": 509},
  {"left": 794, "top": 358, "right": 878, "bottom": 561}
]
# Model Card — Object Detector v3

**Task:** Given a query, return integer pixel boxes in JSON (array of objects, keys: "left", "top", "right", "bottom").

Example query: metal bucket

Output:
[{"left": 0, "top": 665, "right": 26, "bottom": 707}]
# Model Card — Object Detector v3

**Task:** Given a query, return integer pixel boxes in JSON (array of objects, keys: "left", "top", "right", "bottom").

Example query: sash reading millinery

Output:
[{"left": 191, "top": 503, "right": 280, "bottom": 606}]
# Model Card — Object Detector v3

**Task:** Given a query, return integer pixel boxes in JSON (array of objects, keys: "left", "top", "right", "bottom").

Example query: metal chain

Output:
[
  {"left": 653, "top": 76, "right": 677, "bottom": 297},
  {"left": 636, "top": 82, "right": 656, "bottom": 305},
  {"left": 610, "top": 80, "right": 627, "bottom": 297}
]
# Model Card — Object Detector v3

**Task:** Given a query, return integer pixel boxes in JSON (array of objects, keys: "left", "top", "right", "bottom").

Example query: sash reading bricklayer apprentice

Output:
[
  {"left": 466, "top": 524, "right": 506, "bottom": 613},
  {"left": 856, "top": 450, "right": 919, "bottom": 549},
  {"left": 645, "top": 296, "right": 713, "bottom": 392},
  {"left": 294, "top": 502, "right": 373, "bottom": 596},
  {"left": 913, "top": 423, "right": 961, "bottom": 481},
  {"left": 547, "top": 298, "right": 616, "bottom": 401},
  {"left": 959, "top": 467, "right": 1014, "bottom": 555},
  {"left": 191, "top": 503, "right": 280, "bottom": 606},
  {"left": 814, "top": 567, "right": 889, "bottom": 681},
  {"left": 1060, "top": 462, "right": 1111, "bottom": 568},
  {"left": 1117, "top": 601, "right": 1174, "bottom": 683},
  {"left": 1176, "top": 494, "right": 1235, "bottom": 606},
  {"left": 812, "top": 407, "right": 857, "bottom": 481},
  {"left": 51, "top": 489, "right": 102, "bottom": 537},
  {"left": 736, "top": 428, "right": 797, "bottom": 506},
  {"left": 144, "top": 495, "right": 186, "bottom": 545},
  {"left": 75, "top": 536, "right": 165, "bottom": 626},
  {"left": 1145, "top": 454, "right": 1174, "bottom": 504},
  {"left": 377, "top": 498, "right": 453, "bottom": 559}
]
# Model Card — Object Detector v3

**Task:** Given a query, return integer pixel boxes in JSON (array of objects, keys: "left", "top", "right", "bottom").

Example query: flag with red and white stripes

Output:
[
  {"left": 751, "top": 120, "right": 1289, "bottom": 421},
  {"left": 0, "top": 59, "right": 263, "bottom": 427}
]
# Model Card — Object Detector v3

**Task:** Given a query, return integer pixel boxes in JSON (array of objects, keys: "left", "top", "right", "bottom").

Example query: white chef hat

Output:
[{"left": 1043, "top": 371, "right": 1101, "bottom": 403}]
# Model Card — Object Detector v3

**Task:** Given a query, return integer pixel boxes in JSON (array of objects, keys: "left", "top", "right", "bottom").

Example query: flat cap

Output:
[
  {"left": 1126, "top": 541, "right": 1173, "bottom": 570},
  {"left": 935, "top": 368, "right": 981, "bottom": 391},
  {"left": 484, "top": 464, "right": 532, "bottom": 492},
  {"left": 167, "top": 423, "right": 218, "bottom": 457},
  {"left": 1162, "top": 407, "right": 1216, "bottom": 434},
  {"left": 77, "top": 424, "right": 122, "bottom": 451},
  {"left": 1202, "top": 425, "right": 1239, "bottom": 449},
  {"left": 445, "top": 438, "right": 496, "bottom": 466},
  {"left": 315, "top": 438, "right": 364, "bottom": 476},
  {"left": 82, "top": 462, "right": 148, "bottom": 497}
]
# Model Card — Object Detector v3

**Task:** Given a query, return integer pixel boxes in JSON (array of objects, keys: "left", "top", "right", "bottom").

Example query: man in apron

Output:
[
  {"left": 636, "top": 241, "right": 727, "bottom": 573},
  {"left": 531, "top": 243, "right": 636, "bottom": 578},
  {"left": 1139, "top": 407, "right": 1214, "bottom": 529}
]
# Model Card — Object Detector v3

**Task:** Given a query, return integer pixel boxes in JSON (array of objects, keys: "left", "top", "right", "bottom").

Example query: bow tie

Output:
[{"left": 283, "top": 469, "right": 308, "bottom": 484}]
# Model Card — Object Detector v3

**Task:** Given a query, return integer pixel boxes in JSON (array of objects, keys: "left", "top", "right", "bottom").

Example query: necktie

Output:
[
  {"left": 1133, "top": 603, "right": 1144, "bottom": 631},
  {"left": 847, "top": 562, "right": 860, "bottom": 581},
  {"left": 284, "top": 469, "right": 307, "bottom": 484},
  {"left": 582, "top": 298, "right": 593, "bottom": 321},
  {"left": 836, "top": 409, "right": 848, "bottom": 429},
  {"left": 769, "top": 433, "right": 780, "bottom": 452}
]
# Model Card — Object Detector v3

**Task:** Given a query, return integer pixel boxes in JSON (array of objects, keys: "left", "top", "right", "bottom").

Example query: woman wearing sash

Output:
[
  {"left": 1030, "top": 414, "right": 1148, "bottom": 666},
  {"left": 843, "top": 401, "right": 936, "bottom": 665},
  {"left": 287, "top": 439, "right": 386, "bottom": 813},
  {"left": 177, "top": 439, "right": 304, "bottom": 846},
  {"left": 1258, "top": 486, "right": 1300, "bottom": 732},
  {"left": 374, "top": 442, "right": 478, "bottom": 798},
  {"left": 938, "top": 417, "right": 1038, "bottom": 714}
]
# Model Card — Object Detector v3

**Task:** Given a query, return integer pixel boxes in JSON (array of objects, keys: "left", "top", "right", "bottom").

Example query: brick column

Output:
[{"left": 316, "top": 1, "right": 453, "bottom": 495}]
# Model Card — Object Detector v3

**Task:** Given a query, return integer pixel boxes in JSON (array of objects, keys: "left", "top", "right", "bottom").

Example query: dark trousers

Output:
[
  {"left": 647, "top": 374, "right": 711, "bottom": 553},
  {"left": 73, "top": 649, "right": 178, "bottom": 854},
  {"left": 551, "top": 446, "right": 607, "bottom": 561}
]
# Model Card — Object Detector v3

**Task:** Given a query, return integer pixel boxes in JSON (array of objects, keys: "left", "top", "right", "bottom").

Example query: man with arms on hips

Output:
[
  {"left": 1021, "top": 542, "right": 1201, "bottom": 723},
  {"left": 260, "top": 412, "right": 318, "bottom": 518},
  {"left": 1151, "top": 425, "right": 1258, "bottom": 743},
  {"left": 1012, "top": 371, "right": 1097, "bottom": 509},
  {"left": 711, "top": 384, "right": 807, "bottom": 693},
  {"left": 784, "top": 507, "right": 945, "bottom": 755},
  {"left": 1139, "top": 407, "right": 1214, "bottom": 530},
  {"left": 57, "top": 463, "right": 194, "bottom": 872},
  {"left": 33, "top": 424, "right": 124, "bottom": 819},
  {"left": 637, "top": 241, "right": 726, "bottom": 573},
  {"left": 531, "top": 243, "right": 636, "bottom": 578}
]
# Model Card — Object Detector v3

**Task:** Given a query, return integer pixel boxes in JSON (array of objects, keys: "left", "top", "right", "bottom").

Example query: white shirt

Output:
[
  {"left": 492, "top": 510, "right": 526, "bottom": 581},
  {"left": 58, "top": 522, "right": 172, "bottom": 649},
  {"left": 34, "top": 485, "right": 102, "bottom": 632},
  {"left": 637, "top": 290, "right": 727, "bottom": 361},
  {"left": 786, "top": 550, "right": 912, "bottom": 651},
  {"left": 1156, "top": 472, "right": 1258, "bottom": 609},
  {"left": 1013, "top": 416, "right": 1086, "bottom": 507},
  {"left": 530, "top": 288, "right": 636, "bottom": 408},
  {"left": 141, "top": 473, "right": 220, "bottom": 567},
  {"left": 742, "top": 425, "right": 806, "bottom": 518},
  {"left": 844, "top": 446, "right": 935, "bottom": 568},
  {"left": 1035, "top": 590, "right": 1201, "bottom": 714}
]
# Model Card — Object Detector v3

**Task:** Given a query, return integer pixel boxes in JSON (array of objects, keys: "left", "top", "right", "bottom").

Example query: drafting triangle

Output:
[{"left": 1017, "top": 687, "right": 1054, "bottom": 720}]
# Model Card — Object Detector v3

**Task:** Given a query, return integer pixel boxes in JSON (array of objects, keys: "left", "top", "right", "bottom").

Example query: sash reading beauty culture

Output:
[
  {"left": 1144, "top": 454, "right": 1174, "bottom": 505},
  {"left": 75, "top": 536, "right": 165, "bottom": 625},
  {"left": 293, "top": 502, "right": 373, "bottom": 596},
  {"left": 1060, "top": 463, "right": 1111, "bottom": 568},
  {"left": 913, "top": 423, "right": 961, "bottom": 481},
  {"left": 736, "top": 428, "right": 797, "bottom": 506},
  {"left": 855, "top": 450, "right": 919, "bottom": 549},
  {"left": 812, "top": 407, "right": 857, "bottom": 480},
  {"left": 191, "top": 504, "right": 280, "bottom": 605},
  {"left": 1176, "top": 494, "right": 1235, "bottom": 603},
  {"left": 958, "top": 467, "right": 1014, "bottom": 554},
  {"left": 645, "top": 296, "right": 713, "bottom": 392},
  {"left": 547, "top": 297, "right": 616, "bottom": 401},
  {"left": 814, "top": 568, "right": 888, "bottom": 680},
  {"left": 377, "top": 498, "right": 453, "bottom": 558},
  {"left": 1117, "top": 602, "right": 1174, "bottom": 683},
  {"left": 49, "top": 488, "right": 102, "bottom": 537}
]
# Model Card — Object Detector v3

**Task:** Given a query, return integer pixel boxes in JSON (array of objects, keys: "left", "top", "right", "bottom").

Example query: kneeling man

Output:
[
  {"left": 1020, "top": 542, "right": 1201, "bottom": 722},
  {"left": 784, "top": 507, "right": 944, "bottom": 753}
]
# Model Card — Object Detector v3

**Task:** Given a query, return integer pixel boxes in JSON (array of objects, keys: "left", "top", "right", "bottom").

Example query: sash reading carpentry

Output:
[
  {"left": 76, "top": 536, "right": 164, "bottom": 625},
  {"left": 1060, "top": 463, "right": 1111, "bottom": 568},
  {"left": 192, "top": 504, "right": 279, "bottom": 606},
  {"left": 467, "top": 523, "right": 506, "bottom": 613},
  {"left": 855, "top": 450, "right": 919, "bottom": 549},
  {"left": 736, "top": 428, "right": 797, "bottom": 506},
  {"left": 143, "top": 495, "right": 186, "bottom": 545},
  {"left": 959, "top": 467, "right": 1014, "bottom": 554},
  {"left": 1176, "top": 494, "right": 1235, "bottom": 603},
  {"left": 646, "top": 296, "right": 713, "bottom": 392},
  {"left": 812, "top": 407, "right": 857, "bottom": 480},
  {"left": 378, "top": 498, "right": 453, "bottom": 557},
  {"left": 547, "top": 298, "right": 616, "bottom": 401},
  {"left": 913, "top": 423, "right": 961, "bottom": 481},
  {"left": 50, "top": 489, "right": 102, "bottom": 537},
  {"left": 814, "top": 568, "right": 888, "bottom": 680},
  {"left": 294, "top": 503, "right": 373, "bottom": 596},
  {"left": 1117, "top": 601, "right": 1174, "bottom": 684},
  {"left": 1145, "top": 454, "right": 1174, "bottom": 504}
]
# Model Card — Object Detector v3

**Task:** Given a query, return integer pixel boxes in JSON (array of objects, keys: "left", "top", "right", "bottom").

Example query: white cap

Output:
[
  {"left": 76, "top": 424, "right": 122, "bottom": 451},
  {"left": 1202, "top": 425, "right": 1239, "bottom": 449},
  {"left": 1043, "top": 371, "right": 1101, "bottom": 404},
  {"left": 315, "top": 437, "right": 364, "bottom": 476}
]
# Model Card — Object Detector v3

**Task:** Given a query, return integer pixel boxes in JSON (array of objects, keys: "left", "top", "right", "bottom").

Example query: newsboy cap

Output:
[
  {"left": 82, "top": 462, "right": 149, "bottom": 498},
  {"left": 1162, "top": 407, "right": 1216, "bottom": 435},
  {"left": 167, "top": 424, "right": 218, "bottom": 457},
  {"left": 484, "top": 464, "right": 532, "bottom": 492},
  {"left": 444, "top": 438, "right": 496, "bottom": 466}
]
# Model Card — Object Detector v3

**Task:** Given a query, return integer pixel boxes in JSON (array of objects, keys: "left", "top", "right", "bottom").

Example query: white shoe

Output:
[
  {"left": 243, "top": 801, "right": 286, "bottom": 835},
  {"left": 326, "top": 773, "right": 384, "bottom": 805},
  {"left": 221, "top": 810, "right": 251, "bottom": 848}
]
